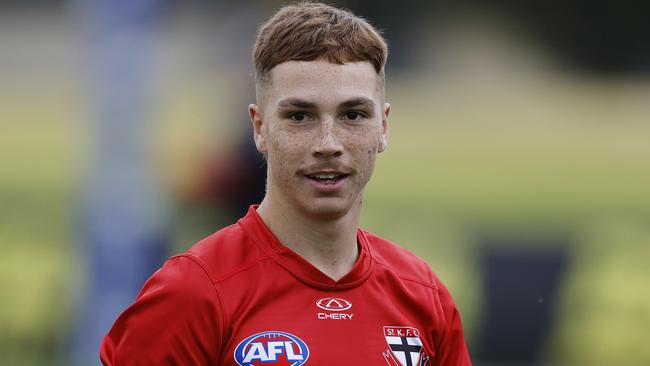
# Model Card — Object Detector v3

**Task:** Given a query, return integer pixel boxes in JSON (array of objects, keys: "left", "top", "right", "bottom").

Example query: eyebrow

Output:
[
  {"left": 277, "top": 98, "right": 317, "bottom": 110},
  {"left": 276, "top": 97, "right": 376, "bottom": 110},
  {"left": 339, "top": 97, "right": 376, "bottom": 110}
]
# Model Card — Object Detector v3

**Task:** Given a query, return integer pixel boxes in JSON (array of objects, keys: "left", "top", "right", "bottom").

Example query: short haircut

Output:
[{"left": 252, "top": 1, "right": 388, "bottom": 89}]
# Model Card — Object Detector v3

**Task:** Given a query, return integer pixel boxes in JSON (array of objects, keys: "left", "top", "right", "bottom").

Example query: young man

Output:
[{"left": 100, "top": 3, "right": 471, "bottom": 365}]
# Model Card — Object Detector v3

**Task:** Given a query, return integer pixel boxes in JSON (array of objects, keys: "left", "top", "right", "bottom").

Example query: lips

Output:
[
  {"left": 305, "top": 172, "right": 349, "bottom": 184},
  {"left": 304, "top": 171, "right": 350, "bottom": 192}
]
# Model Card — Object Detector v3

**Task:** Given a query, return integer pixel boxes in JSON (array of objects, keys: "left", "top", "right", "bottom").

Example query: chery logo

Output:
[{"left": 316, "top": 297, "right": 352, "bottom": 312}]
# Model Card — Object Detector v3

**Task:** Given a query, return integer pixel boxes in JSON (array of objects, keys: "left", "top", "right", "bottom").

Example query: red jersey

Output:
[{"left": 101, "top": 206, "right": 471, "bottom": 365}]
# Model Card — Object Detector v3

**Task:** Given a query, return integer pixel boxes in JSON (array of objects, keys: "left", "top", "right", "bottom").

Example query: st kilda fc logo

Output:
[
  {"left": 234, "top": 331, "right": 309, "bottom": 366},
  {"left": 382, "top": 326, "right": 429, "bottom": 366}
]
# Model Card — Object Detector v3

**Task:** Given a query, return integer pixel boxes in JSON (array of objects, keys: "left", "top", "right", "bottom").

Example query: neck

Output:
[{"left": 256, "top": 195, "right": 362, "bottom": 281}]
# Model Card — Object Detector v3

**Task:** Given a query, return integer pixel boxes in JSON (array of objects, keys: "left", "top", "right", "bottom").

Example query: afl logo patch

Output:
[
  {"left": 234, "top": 331, "right": 309, "bottom": 366},
  {"left": 316, "top": 297, "right": 352, "bottom": 312}
]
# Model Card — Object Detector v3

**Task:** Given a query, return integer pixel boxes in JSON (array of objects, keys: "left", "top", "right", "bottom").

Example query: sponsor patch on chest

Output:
[
  {"left": 315, "top": 297, "right": 354, "bottom": 320},
  {"left": 234, "top": 331, "right": 309, "bottom": 366}
]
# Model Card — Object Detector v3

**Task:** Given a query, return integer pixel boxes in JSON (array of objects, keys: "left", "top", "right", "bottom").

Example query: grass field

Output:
[{"left": 1, "top": 68, "right": 650, "bottom": 365}]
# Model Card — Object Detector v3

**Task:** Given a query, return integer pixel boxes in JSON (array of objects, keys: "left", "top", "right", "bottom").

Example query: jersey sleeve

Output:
[
  {"left": 100, "top": 255, "right": 225, "bottom": 365},
  {"left": 432, "top": 277, "right": 472, "bottom": 366}
]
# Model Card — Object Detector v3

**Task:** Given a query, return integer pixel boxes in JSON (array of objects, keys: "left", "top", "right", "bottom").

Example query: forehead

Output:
[{"left": 263, "top": 60, "right": 381, "bottom": 107}]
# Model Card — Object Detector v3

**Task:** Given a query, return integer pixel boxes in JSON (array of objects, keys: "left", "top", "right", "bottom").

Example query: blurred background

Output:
[{"left": 1, "top": 0, "right": 649, "bottom": 365}]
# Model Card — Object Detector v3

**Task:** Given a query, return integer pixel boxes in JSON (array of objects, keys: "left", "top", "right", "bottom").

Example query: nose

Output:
[{"left": 311, "top": 118, "right": 343, "bottom": 158}]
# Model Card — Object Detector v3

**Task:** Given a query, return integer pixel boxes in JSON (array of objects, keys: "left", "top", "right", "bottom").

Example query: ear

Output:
[
  {"left": 378, "top": 102, "right": 390, "bottom": 153},
  {"left": 249, "top": 104, "right": 267, "bottom": 153}
]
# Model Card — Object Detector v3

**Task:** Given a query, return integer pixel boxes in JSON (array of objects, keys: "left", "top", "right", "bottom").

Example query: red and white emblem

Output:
[{"left": 382, "top": 326, "right": 429, "bottom": 366}]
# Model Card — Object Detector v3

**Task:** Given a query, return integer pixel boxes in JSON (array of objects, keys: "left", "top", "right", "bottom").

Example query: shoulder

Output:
[
  {"left": 181, "top": 221, "right": 272, "bottom": 283},
  {"left": 146, "top": 255, "right": 215, "bottom": 298},
  {"left": 363, "top": 230, "right": 440, "bottom": 291},
  {"left": 101, "top": 255, "right": 225, "bottom": 365}
]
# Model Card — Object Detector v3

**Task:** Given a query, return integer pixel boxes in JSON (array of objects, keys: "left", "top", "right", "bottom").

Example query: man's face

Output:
[{"left": 250, "top": 60, "right": 390, "bottom": 220}]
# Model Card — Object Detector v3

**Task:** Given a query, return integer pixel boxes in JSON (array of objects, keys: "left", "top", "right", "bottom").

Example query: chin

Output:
[{"left": 301, "top": 198, "right": 355, "bottom": 221}]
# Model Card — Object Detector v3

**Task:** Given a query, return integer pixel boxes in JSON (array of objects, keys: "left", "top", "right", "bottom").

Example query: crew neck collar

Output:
[{"left": 238, "top": 205, "right": 374, "bottom": 290}]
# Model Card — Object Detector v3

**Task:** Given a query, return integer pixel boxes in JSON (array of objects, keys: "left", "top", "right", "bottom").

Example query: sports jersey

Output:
[{"left": 100, "top": 206, "right": 471, "bottom": 365}]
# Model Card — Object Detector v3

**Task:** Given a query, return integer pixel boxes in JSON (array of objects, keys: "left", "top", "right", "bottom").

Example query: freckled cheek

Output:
[
  {"left": 268, "top": 132, "right": 309, "bottom": 179},
  {"left": 349, "top": 143, "right": 378, "bottom": 178}
]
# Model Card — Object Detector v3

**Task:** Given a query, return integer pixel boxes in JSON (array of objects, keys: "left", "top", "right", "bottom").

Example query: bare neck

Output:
[{"left": 256, "top": 196, "right": 362, "bottom": 281}]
